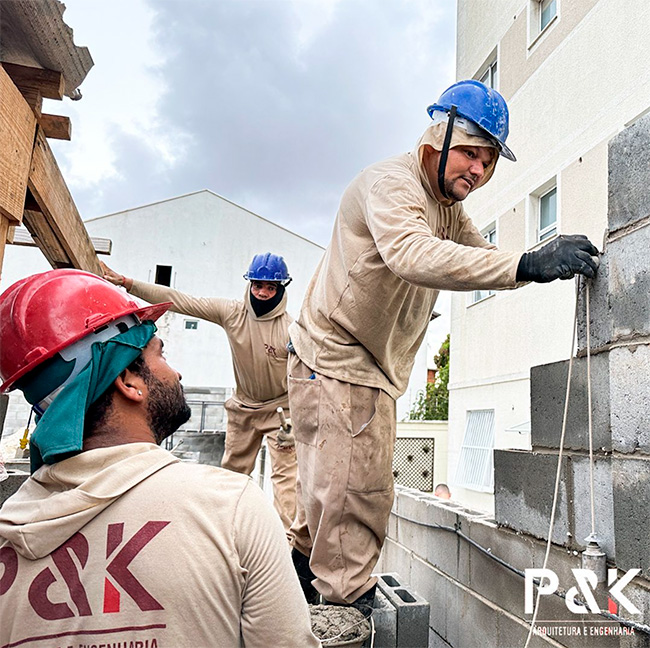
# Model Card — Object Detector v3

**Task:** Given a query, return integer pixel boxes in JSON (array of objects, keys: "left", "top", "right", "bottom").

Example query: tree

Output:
[{"left": 408, "top": 334, "right": 449, "bottom": 420}]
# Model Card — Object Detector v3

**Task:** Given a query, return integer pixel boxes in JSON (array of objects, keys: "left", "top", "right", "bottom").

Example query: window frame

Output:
[
  {"left": 538, "top": 186, "right": 558, "bottom": 242},
  {"left": 469, "top": 224, "right": 497, "bottom": 306},
  {"left": 453, "top": 409, "right": 496, "bottom": 493}
]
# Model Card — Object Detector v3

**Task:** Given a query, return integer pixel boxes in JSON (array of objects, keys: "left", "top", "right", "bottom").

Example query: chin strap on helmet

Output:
[{"left": 437, "top": 105, "right": 457, "bottom": 200}]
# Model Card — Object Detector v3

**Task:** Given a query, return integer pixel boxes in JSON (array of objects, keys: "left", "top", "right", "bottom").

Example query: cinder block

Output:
[
  {"left": 577, "top": 249, "right": 612, "bottom": 354},
  {"left": 394, "top": 491, "right": 468, "bottom": 583},
  {"left": 531, "top": 355, "right": 611, "bottom": 452},
  {"left": 610, "top": 345, "right": 650, "bottom": 454},
  {"left": 612, "top": 456, "right": 650, "bottom": 578},
  {"left": 465, "top": 517, "right": 536, "bottom": 618},
  {"left": 494, "top": 450, "right": 572, "bottom": 546},
  {"left": 608, "top": 112, "right": 650, "bottom": 232},
  {"left": 571, "top": 455, "right": 615, "bottom": 558},
  {"left": 365, "top": 587, "right": 396, "bottom": 648},
  {"left": 428, "top": 629, "right": 452, "bottom": 648},
  {"left": 608, "top": 228, "right": 650, "bottom": 342},
  {"left": 0, "top": 471, "right": 29, "bottom": 507},
  {"left": 376, "top": 573, "right": 429, "bottom": 648}
]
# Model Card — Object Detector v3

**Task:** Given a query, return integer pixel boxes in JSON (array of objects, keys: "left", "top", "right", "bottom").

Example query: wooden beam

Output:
[
  {"left": 11, "top": 225, "right": 112, "bottom": 255},
  {"left": 22, "top": 208, "right": 71, "bottom": 268},
  {"left": 0, "top": 65, "right": 37, "bottom": 224},
  {"left": 1, "top": 63, "right": 64, "bottom": 100},
  {"left": 27, "top": 128, "right": 102, "bottom": 274},
  {"left": 0, "top": 216, "right": 10, "bottom": 278},
  {"left": 21, "top": 88, "right": 43, "bottom": 119},
  {"left": 40, "top": 114, "right": 72, "bottom": 141}
]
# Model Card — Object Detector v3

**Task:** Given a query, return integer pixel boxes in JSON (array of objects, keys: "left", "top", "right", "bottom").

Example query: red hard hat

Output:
[{"left": 0, "top": 269, "right": 172, "bottom": 393}]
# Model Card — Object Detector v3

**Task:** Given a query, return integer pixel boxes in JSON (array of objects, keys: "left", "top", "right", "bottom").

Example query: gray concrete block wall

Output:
[
  {"left": 612, "top": 456, "right": 650, "bottom": 578},
  {"left": 610, "top": 345, "right": 650, "bottom": 454},
  {"left": 608, "top": 227, "right": 650, "bottom": 343},
  {"left": 607, "top": 113, "right": 650, "bottom": 233},
  {"left": 530, "top": 355, "right": 611, "bottom": 452},
  {"left": 494, "top": 450, "right": 571, "bottom": 546},
  {"left": 378, "top": 488, "right": 650, "bottom": 647}
]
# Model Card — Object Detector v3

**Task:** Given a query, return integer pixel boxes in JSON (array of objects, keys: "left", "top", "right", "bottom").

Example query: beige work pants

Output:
[
  {"left": 222, "top": 398, "right": 297, "bottom": 535},
  {"left": 288, "top": 355, "right": 396, "bottom": 604}
]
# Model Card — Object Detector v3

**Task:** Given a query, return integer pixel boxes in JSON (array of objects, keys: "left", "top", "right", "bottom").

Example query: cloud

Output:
[{"left": 54, "top": 0, "right": 456, "bottom": 246}]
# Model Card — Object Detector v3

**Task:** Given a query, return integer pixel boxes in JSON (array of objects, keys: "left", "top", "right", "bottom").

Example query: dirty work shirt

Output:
[
  {"left": 289, "top": 124, "right": 522, "bottom": 400},
  {"left": 130, "top": 280, "right": 291, "bottom": 409},
  {"left": 0, "top": 443, "right": 319, "bottom": 648}
]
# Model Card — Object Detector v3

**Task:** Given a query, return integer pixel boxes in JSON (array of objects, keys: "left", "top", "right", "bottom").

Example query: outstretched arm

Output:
[{"left": 100, "top": 261, "right": 232, "bottom": 326}]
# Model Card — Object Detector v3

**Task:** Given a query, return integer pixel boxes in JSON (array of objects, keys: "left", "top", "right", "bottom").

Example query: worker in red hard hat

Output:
[
  {"left": 100, "top": 253, "right": 298, "bottom": 537},
  {"left": 0, "top": 269, "right": 319, "bottom": 648},
  {"left": 288, "top": 80, "right": 600, "bottom": 613}
]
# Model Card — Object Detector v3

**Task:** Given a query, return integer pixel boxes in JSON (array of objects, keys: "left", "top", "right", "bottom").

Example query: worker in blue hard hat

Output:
[
  {"left": 101, "top": 253, "right": 298, "bottom": 537},
  {"left": 287, "top": 80, "right": 599, "bottom": 612}
]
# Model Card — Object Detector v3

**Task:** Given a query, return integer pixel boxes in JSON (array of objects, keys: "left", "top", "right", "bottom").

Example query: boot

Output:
[
  {"left": 324, "top": 584, "right": 376, "bottom": 619},
  {"left": 291, "top": 548, "right": 320, "bottom": 605}
]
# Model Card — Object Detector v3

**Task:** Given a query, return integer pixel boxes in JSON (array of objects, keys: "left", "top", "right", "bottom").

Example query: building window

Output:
[
  {"left": 185, "top": 320, "right": 198, "bottom": 330},
  {"left": 470, "top": 226, "right": 496, "bottom": 304},
  {"left": 539, "top": 187, "right": 557, "bottom": 242},
  {"left": 540, "top": 0, "right": 557, "bottom": 31},
  {"left": 155, "top": 265, "right": 172, "bottom": 287},
  {"left": 454, "top": 410, "right": 495, "bottom": 492},
  {"left": 479, "top": 58, "right": 498, "bottom": 89}
]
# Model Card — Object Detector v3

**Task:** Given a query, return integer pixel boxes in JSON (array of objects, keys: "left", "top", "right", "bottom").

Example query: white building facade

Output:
[{"left": 448, "top": 0, "right": 650, "bottom": 512}]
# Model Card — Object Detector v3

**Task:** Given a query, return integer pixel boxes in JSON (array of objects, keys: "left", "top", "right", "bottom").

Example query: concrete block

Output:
[
  {"left": 366, "top": 587, "right": 396, "bottom": 648},
  {"left": 531, "top": 355, "right": 611, "bottom": 452},
  {"left": 456, "top": 587, "right": 499, "bottom": 648},
  {"left": 610, "top": 345, "right": 650, "bottom": 454},
  {"left": 495, "top": 450, "right": 572, "bottom": 546},
  {"left": 410, "top": 556, "right": 446, "bottom": 641},
  {"left": 577, "top": 250, "right": 612, "bottom": 353},
  {"left": 428, "top": 629, "right": 452, "bottom": 648},
  {"left": 465, "top": 517, "right": 536, "bottom": 618},
  {"left": 0, "top": 471, "right": 29, "bottom": 507},
  {"left": 394, "top": 491, "right": 468, "bottom": 583},
  {"left": 377, "top": 537, "right": 413, "bottom": 587},
  {"left": 608, "top": 228, "right": 650, "bottom": 342},
  {"left": 376, "top": 573, "right": 429, "bottom": 648},
  {"left": 571, "top": 455, "right": 615, "bottom": 558},
  {"left": 608, "top": 112, "right": 650, "bottom": 232},
  {"left": 612, "top": 456, "right": 650, "bottom": 578}
]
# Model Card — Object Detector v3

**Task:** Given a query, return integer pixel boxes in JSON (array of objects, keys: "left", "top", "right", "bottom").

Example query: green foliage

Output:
[{"left": 408, "top": 334, "right": 450, "bottom": 421}]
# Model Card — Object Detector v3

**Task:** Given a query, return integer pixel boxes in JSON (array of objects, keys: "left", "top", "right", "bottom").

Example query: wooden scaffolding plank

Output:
[
  {"left": 0, "top": 65, "right": 37, "bottom": 224},
  {"left": 27, "top": 128, "right": 101, "bottom": 274},
  {"left": 1, "top": 62, "right": 65, "bottom": 100}
]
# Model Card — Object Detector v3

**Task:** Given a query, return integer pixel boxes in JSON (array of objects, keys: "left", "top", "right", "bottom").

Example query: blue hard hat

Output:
[
  {"left": 427, "top": 79, "right": 516, "bottom": 162},
  {"left": 243, "top": 253, "right": 291, "bottom": 285}
]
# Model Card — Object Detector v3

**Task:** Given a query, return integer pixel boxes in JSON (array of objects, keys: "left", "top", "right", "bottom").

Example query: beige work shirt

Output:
[
  {"left": 130, "top": 281, "right": 291, "bottom": 408},
  {"left": 0, "top": 443, "right": 319, "bottom": 648},
  {"left": 289, "top": 123, "right": 521, "bottom": 399}
]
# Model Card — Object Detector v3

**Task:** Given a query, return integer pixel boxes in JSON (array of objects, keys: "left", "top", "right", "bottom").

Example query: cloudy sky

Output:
[{"left": 47, "top": 0, "right": 457, "bottom": 248}]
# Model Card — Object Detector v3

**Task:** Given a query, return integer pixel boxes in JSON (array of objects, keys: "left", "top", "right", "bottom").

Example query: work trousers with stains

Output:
[
  {"left": 287, "top": 354, "right": 396, "bottom": 604},
  {"left": 222, "top": 398, "right": 297, "bottom": 535}
]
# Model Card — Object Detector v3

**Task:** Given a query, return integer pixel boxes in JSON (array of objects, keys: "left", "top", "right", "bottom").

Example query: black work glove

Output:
[{"left": 516, "top": 234, "right": 599, "bottom": 283}]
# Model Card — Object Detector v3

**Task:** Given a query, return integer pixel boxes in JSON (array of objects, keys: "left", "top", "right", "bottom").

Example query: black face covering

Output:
[{"left": 250, "top": 283, "right": 285, "bottom": 317}]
